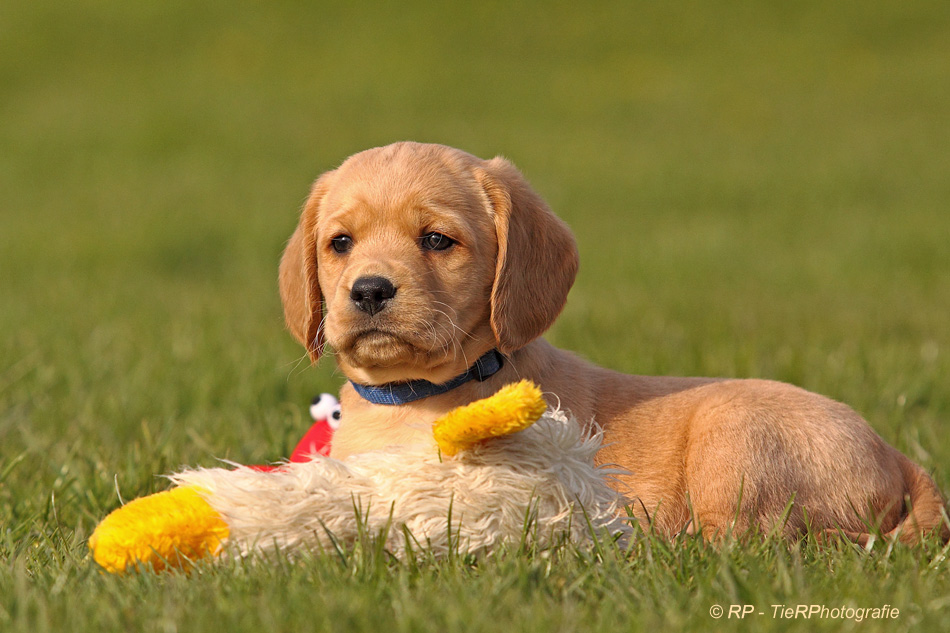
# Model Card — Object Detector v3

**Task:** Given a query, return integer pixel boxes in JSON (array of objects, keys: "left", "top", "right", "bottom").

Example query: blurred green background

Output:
[{"left": 2, "top": 0, "right": 949, "bottom": 549}]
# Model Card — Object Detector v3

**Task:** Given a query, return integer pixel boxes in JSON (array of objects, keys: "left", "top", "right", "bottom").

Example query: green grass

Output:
[{"left": 2, "top": 0, "right": 950, "bottom": 631}]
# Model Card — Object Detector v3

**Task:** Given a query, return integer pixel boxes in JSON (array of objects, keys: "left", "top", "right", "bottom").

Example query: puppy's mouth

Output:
[
  {"left": 333, "top": 326, "right": 431, "bottom": 367},
  {"left": 346, "top": 327, "right": 410, "bottom": 348}
]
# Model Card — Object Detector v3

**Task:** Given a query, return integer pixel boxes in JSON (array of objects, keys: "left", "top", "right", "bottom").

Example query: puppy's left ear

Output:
[
  {"left": 278, "top": 172, "right": 334, "bottom": 363},
  {"left": 475, "top": 157, "right": 579, "bottom": 354}
]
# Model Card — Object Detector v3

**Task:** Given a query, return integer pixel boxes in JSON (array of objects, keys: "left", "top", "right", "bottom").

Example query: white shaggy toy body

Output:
[{"left": 172, "top": 411, "right": 630, "bottom": 558}]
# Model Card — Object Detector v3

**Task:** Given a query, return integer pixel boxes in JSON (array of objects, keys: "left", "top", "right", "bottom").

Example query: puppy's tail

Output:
[{"left": 884, "top": 455, "right": 949, "bottom": 544}]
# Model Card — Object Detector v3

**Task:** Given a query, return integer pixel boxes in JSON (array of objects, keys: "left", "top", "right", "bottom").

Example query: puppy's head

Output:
[{"left": 279, "top": 142, "right": 578, "bottom": 385}]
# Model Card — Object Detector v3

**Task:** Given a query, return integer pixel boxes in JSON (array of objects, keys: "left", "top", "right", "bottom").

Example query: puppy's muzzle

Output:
[{"left": 350, "top": 276, "right": 397, "bottom": 316}]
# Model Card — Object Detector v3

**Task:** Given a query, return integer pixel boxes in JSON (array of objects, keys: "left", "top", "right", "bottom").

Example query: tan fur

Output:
[{"left": 279, "top": 142, "right": 948, "bottom": 544}]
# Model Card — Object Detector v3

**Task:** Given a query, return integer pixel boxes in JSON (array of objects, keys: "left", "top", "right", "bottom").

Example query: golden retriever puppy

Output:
[{"left": 279, "top": 141, "right": 946, "bottom": 543}]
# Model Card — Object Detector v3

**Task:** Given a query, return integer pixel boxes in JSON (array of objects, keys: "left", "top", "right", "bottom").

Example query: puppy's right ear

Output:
[{"left": 278, "top": 172, "right": 334, "bottom": 363}]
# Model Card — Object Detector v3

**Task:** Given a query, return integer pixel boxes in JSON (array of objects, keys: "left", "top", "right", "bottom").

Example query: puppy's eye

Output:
[
  {"left": 330, "top": 235, "right": 353, "bottom": 254},
  {"left": 420, "top": 232, "right": 454, "bottom": 251}
]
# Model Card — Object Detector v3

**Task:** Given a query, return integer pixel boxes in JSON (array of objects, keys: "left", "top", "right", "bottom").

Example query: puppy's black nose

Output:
[{"left": 350, "top": 276, "right": 397, "bottom": 316}]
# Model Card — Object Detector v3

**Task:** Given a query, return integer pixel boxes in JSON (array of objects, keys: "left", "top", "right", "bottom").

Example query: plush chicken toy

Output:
[{"left": 89, "top": 381, "right": 628, "bottom": 573}]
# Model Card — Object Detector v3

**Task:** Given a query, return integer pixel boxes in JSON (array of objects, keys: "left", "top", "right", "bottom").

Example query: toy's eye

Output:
[
  {"left": 331, "top": 235, "right": 353, "bottom": 254},
  {"left": 310, "top": 394, "right": 341, "bottom": 423},
  {"left": 328, "top": 408, "right": 342, "bottom": 430},
  {"left": 420, "top": 232, "right": 454, "bottom": 251}
]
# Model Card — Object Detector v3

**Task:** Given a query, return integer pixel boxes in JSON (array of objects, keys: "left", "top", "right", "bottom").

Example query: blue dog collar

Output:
[{"left": 350, "top": 349, "right": 505, "bottom": 405}]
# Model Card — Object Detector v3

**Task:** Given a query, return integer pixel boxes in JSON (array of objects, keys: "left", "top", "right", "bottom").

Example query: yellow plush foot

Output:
[
  {"left": 432, "top": 380, "right": 547, "bottom": 456},
  {"left": 89, "top": 485, "right": 229, "bottom": 574}
]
